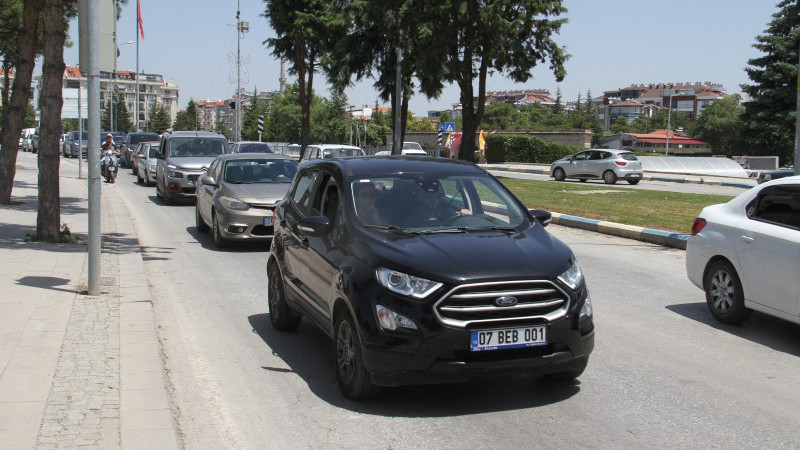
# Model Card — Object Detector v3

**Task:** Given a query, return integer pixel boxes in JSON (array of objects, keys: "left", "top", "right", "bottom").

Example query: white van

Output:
[{"left": 21, "top": 128, "right": 36, "bottom": 152}]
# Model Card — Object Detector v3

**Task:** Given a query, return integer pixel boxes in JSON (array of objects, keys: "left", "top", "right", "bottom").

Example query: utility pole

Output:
[
  {"left": 392, "top": 36, "right": 402, "bottom": 155},
  {"left": 795, "top": 40, "right": 800, "bottom": 174},
  {"left": 87, "top": 0, "right": 101, "bottom": 295}
]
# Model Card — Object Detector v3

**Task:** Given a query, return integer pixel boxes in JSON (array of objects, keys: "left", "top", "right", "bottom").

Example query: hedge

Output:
[{"left": 485, "top": 134, "right": 581, "bottom": 164}]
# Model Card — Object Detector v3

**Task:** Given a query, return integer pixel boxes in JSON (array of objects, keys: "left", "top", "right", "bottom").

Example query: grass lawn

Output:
[{"left": 498, "top": 177, "right": 733, "bottom": 234}]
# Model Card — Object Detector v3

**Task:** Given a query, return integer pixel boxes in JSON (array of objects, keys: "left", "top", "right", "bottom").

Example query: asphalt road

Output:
[
  {"left": 60, "top": 157, "right": 800, "bottom": 449},
  {"left": 488, "top": 169, "right": 750, "bottom": 197}
]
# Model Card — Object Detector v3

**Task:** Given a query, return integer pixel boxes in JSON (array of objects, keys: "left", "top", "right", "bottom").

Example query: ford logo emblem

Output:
[{"left": 495, "top": 296, "right": 518, "bottom": 307}]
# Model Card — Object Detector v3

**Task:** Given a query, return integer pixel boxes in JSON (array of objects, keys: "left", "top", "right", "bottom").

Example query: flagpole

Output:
[{"left": 135, "top": 0, "right": 140, "bottom": 131}]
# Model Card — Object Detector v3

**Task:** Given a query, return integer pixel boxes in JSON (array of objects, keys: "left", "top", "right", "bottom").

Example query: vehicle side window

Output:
[
  {"left": 291, "top": 170, "right": 320, "bottom": 216},
  {"left": 318, "top": 177, "right": 342, "bottom": 240},
  {"left": 574, "top": 152, "right": 590, "bottom": 161},
  {"left": 747, "top": 187, "right": 800, "bottom": 229},
  {"left": 207, "top": 160, "right": 220, "bottom": 180}
]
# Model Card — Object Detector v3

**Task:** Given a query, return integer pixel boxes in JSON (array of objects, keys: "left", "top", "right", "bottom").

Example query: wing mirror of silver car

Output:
[
  {"left": 297, "top": 216, "right": 330, "bottom": 237},
  {"left": 530, "top": 209, "right": 551, "bottom": 227},
  {"left": 199, "top": 175, "right": 217, "bottom": 187}
]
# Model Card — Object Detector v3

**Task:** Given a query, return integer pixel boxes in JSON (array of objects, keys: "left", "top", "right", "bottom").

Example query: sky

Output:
[{"left": 59, "top": 0, "right": 779, "bottom": 117}]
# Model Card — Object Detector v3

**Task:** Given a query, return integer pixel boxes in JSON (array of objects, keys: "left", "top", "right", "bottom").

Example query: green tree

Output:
[
  {"left": 310, "top": 88, "right": 348, "bottom": 144},
  {"left": 263, "top": 83, "right": 303, "bottom": 142},
  {"left": 610, "top": 116, "right": 632, "bottom": 134},
  {"left": 263, "top": 0, "right": 347, "bottom": 158},
  {"left": 436, "top": 0, "right": 568, "bottom": 161},
  {"left": 214, "top": 120, "right": 231, "bottom": 140},
  {"left": 481, "top": 102, "right": 527, "bottom": 130},
  {"left": 695, "top": 94, "right": 745, "bottom": 157},
  {"left": 741, "top": 0, "right": 800, "bottom": 164},
  {"left": 146, "top": 102, "right": 170, "bottom": 134},
  {"left": 172, "top": 99, "right": 197, "bottom": 131}
]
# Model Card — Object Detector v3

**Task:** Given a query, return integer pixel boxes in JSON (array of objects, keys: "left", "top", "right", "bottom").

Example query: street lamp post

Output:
[{"left": 665, "top": 92, "right": 677, "bottom": 156}]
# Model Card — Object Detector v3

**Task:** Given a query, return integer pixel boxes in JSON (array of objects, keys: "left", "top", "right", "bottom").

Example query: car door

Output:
[
  {"left": 197, "top": 159, "right": 221, "bottom": 225},
  {"left": 301, "top": 174, "right": 343, "bottom": 318},
  {"left": 281, "top": 169, "right": 322, "bottom": 305},
  {"left": 566, "top": 151, "right": 592, "bottom": 178},
  {"left": 735, "top": 185, "right": 800, "bottom": 316}
]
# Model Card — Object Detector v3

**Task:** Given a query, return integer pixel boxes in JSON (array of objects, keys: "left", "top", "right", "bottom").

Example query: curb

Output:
[
  {"left": 550, "top": 212, "right": 689, "bottom": 250},
  {"left": 484, "top": 165, "right": 756, "bottom": 189}
]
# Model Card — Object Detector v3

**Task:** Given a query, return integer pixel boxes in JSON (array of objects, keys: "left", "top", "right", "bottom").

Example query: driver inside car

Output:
[{"left": 407, "top": 180, "right": 471, "bottom": 227}]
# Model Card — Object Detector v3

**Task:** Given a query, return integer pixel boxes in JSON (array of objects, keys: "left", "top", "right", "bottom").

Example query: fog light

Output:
[
  {"left": 168, "top": 182, "right": 181, "bottom": 192},
  {"left": 375, "top": 305, "right": 417, "bottom": 331},
  {"left": 227, "top": 225, "right": 247, "bottom": 234}
]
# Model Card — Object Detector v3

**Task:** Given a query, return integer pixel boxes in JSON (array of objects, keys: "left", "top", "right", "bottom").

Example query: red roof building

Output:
[{"left": 609, "top": 129, "right": 711, "bottom": 155}]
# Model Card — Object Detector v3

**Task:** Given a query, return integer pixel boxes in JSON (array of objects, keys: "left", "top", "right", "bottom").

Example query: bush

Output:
[{"left": 484, "top": 134, "right": 580, "bottom": 164}]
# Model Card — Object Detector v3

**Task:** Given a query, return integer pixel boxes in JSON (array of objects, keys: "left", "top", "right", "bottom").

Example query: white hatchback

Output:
[{"left": 686, "top": 175, "right": 800, "bottom": 325}]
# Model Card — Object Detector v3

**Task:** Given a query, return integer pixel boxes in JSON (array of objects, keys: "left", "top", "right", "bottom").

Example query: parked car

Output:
[
  {"left": 550, "top": 149, "right": 643, "bottom": 185},
  {"left": 229, "top": 141, "right": 274, "bottom": 154},
  {"left": 757, "top": 168, "right": 795, "bottom": 184},
  {"left": 686, "top": 175, "right": 800, "bottom": 325},
  {"left": 134, "top": 142, "right": 160, "bottom": 185},
  {"left": 30, "top": 127, "right": 40, "bottom": 153},
  {"left": 267, "top": 156, "right": 594, "bottom": 399},
  {"left": 195, "top": 153, "right": 298, "bottom": 247},
  {"left": 121, "top": 132, "right": 159, "bottom": 168},
  {"left": 60, "top": 133, "right": 70, "bottom": 154},
  {"left": 64, "top": 130, "right": 88, "bottom": 157},
  {"left": 381, "top": 141, "right": 427, "bottom": 156},
  {"left": 18, "top": 133, "right": 26, "bottom": 149},
  {"left": 155, "top": 131, "right": 229, "bottom": 204},
  {"left": 300, "top": 144, "right": 364, "bottom": 161}
]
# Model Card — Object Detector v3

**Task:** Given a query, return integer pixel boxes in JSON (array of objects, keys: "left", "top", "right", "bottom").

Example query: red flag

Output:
[{"left": 137, "top": 0, "right": 145, "bottom": 40}]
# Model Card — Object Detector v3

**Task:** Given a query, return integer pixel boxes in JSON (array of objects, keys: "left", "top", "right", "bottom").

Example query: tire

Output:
[
  {"left": 136, "top": 169, "right": 144, "bottom": 184},
  {"left": 195, "top": 202, "right": 209, "bottom": 232},
  {"left": 553, "top": 167, "right": 566, "bottom": 182},
  {"left": 268, "top": 263, "right": 301, "bottom": 331},
  {"left": 603, "top": 170, "right": 618, "bottom": 185},
  {"left": 162, "top": 187, "right": 175, "bottom": 205},
  {"left": 212, "top": 211, "right": 226, "bottom": 248},
  {"left": 544, "top": 361, "right": 587, "bottom": 381},
  {"left": 627, "top": 179, "right": 640, "bottom": 185},
  {"left": 334, "top": 310, "right": 380, "bottom": 400},
  {"left": 704, "top": 260, "right": 752, "bottom": 324}
]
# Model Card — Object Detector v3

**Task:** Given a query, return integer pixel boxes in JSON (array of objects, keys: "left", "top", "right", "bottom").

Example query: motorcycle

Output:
[{"left": 101, "top": 148, "right": 120, "bottom": 183}]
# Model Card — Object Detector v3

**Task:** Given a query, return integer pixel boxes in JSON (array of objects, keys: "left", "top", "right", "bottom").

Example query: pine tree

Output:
[{"left": 741, "top": 0, "right": 800, "bottom": 164}]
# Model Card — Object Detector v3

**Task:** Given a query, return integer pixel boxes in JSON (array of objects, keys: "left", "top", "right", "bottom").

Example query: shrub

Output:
[{"left": 484, "top": 134, "right": 580, "bottom": 164}]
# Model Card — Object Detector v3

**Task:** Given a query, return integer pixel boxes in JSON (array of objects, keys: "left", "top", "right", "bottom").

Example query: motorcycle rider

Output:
[{"left": 100, "top": 133, "right": 119, "bottom": 177}]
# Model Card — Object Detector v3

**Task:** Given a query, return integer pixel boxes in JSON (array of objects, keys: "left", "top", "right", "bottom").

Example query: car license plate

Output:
[
  {"left": 629, "top": 174, "right": 641, "bottom": 178},
  {"left": 470, "top": 325, "right": 547, "bottom": 352},
  {"left": 264, "top": 216, "right": 274, "bottom": 226},
  {"left": 192, "top": 181, "right": 197, "bottom": 187}
]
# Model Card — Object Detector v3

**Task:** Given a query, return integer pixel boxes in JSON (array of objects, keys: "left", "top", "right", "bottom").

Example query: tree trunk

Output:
[
  {"left": 0, "top": 2, "right": 41, "bottom": 204},
  {"left": 1, "top": 61, "right": 10, "bottom": 123},
  {"left": 37, "top": 0, "right": 67, "bottom": 240}
]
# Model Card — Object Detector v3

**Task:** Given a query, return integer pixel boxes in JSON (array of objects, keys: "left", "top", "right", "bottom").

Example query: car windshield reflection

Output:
[{"left": 223, "top": 159, "right": 297, "bottom": 184}]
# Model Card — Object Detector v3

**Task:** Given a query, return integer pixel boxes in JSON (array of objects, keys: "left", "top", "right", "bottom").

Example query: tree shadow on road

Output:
[
  {"left": 667, "top": 302, "right": 800, "bottom": 357},
  {"left": 0, "top": 223, "right": 87, "bottom": 252},
  {"left": 16, "top": 276, "right": 76, "bottom": 293},
  {"left": 185, "top": 226, "right": 271, "bottom": 253},
  {"left": 248, "top": 313, "right": 580, "bottom": 417},
  {"left": 0, "top": 194, "right": 88, "bottom": 215}
]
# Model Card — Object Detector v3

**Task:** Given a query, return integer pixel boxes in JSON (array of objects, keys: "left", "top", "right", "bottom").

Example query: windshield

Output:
[
  {"left": 71, "top": 131, "right": 89, "bottom": 140},
  {"left": 323, "top": 147, "right": 362, "bottom": 158},
  {"left": 237, "top": 142, "right": 273, "bottom": 153},
  {"left": 223, "top": 159, "right": 297, "bottom": 184},
  {"left": 168, "top": 137, "right": 227, "bottom": 158},
  {"left": 350, "top": 172, "right": 529, "bottom": 232},
  {"left": 128, "top": 133, "right": 159, "bottom": 145}
]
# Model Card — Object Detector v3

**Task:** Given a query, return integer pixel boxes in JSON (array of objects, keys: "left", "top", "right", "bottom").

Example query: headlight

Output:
[
  {"left": 220, "top": 196, "right": 249, "bottom": 211},
  {"left": 167, "top": 164, "right": 177, "bottom": 169},
  {"left": 557, "top": 259, "right": 583, "bottom": 290},
  {"left": 579, "top": 293, "right": 593, "bottom": 321},
  {"left": 376, "top": 268, "right": 442, "bottom": 298},
  {"left": 148, "top": 164, "right": 156, "bottom": 171},
  {"left": 375, "top": 304, "right": 417, "bottom": 331}
]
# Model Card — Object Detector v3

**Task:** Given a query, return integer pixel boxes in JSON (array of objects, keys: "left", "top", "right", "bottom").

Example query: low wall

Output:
[{"left": 386, "top": 129, "right": 593, "bottom": 150}]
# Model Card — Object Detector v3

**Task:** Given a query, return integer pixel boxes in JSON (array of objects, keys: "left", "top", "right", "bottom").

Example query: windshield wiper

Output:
[
  {"left": 363, "top": 224, "right": 422, "bottom": 235},
  {"left": 228, "top": 181, "right": 252, "bottom": 184},
  {"left": 421, "top": 228, "right": 468, "bottom": 234}
]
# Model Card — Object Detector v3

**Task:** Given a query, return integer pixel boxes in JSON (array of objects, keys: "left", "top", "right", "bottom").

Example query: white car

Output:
[
  {"left": 686, "top": 175, "right": 800, "bottom": 325},
  {"left": 300, "top": 144, "right": 364, "bottom": 161},
  {"left": 379, "top": 141, "right": 428, "bottom": 156}
]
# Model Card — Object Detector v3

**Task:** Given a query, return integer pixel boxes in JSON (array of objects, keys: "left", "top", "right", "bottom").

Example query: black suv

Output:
[{"left": 267, "top": 156, "right": 594, "bottom": 399}]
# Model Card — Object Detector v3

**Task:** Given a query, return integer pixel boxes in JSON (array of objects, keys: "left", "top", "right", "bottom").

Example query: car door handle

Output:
[{"left": 740, "top": 235, "right": 755, "bottom": 244}]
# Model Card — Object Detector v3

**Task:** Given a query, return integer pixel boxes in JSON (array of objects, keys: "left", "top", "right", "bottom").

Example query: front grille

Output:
[
  {"left": 187, "top": 174, "right": 199, "bottom": 182},
  {"left": 434, "top": 280, "right": 570, "bottom": 328},
  {"left": 249, "top": 203, "right": 276, "bottom": 211}
]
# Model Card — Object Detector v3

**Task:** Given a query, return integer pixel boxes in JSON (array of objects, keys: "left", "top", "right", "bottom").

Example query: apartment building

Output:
[
  {"left": 596, "top": 82, "right": 728, "bottom": 131},
  {"left": 44, "top": 66, "right": 180, "bottom": 131}
]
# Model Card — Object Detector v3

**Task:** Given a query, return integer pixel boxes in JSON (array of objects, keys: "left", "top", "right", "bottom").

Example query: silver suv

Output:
[
  {"left": 550, "top": 149, "right": 643, "bottom": 185},
  {"left": 155, "top": 131, "right": 228, "bottom": 204}
]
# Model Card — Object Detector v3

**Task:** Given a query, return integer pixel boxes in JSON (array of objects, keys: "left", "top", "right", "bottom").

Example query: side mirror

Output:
[
  {"left": 530, "top": 209, "right": 551, "bottom": 227},
  {"left": 155, "top": 150, "right": 164, "bottom": 159},
  {"left": 297, "top": 216, "right": 330, "bottom": 237},
  {"left": 199, "top": 175, "right": 217, "bottom": 187}
]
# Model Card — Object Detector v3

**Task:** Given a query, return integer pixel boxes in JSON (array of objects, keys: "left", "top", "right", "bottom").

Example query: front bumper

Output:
[
  {"left": 165, "top": 170, "right": 204, "bottom": 197},
  {"left": 353, "top": 284, "right": 594, "bottom": 386},
  {"left": 215, "top": 205, "right": 277, "bottom": 240}
]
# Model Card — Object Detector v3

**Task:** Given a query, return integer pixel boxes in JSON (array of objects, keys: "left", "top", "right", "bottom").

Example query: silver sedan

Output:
[
  {"left": 195, "top": 153, "right": 298, "bottom": 247},
  {"left": 550, "top": 149, "right": 644, "bottom": 185}
]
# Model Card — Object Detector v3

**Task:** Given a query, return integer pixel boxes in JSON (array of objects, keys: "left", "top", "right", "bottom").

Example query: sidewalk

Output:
[{"left": 0, "top": 152, "right": 179, "bottom": 449}]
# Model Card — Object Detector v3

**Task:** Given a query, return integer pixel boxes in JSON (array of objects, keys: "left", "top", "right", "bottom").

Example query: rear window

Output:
[
  {"left": 620, "top": 152, "right": 638, "bottom": 161},
  {"left": 236, "top": 143, "right": 273, "bottom": 153},
  {"left": 71, "top": 131, "right": 89, "bottom": 140},
  {"left": 168, "top": 138, "right": 227, "bottom": 157},
  {"left": 128, "top": 133, "right": 159, "bottom": 145}
]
